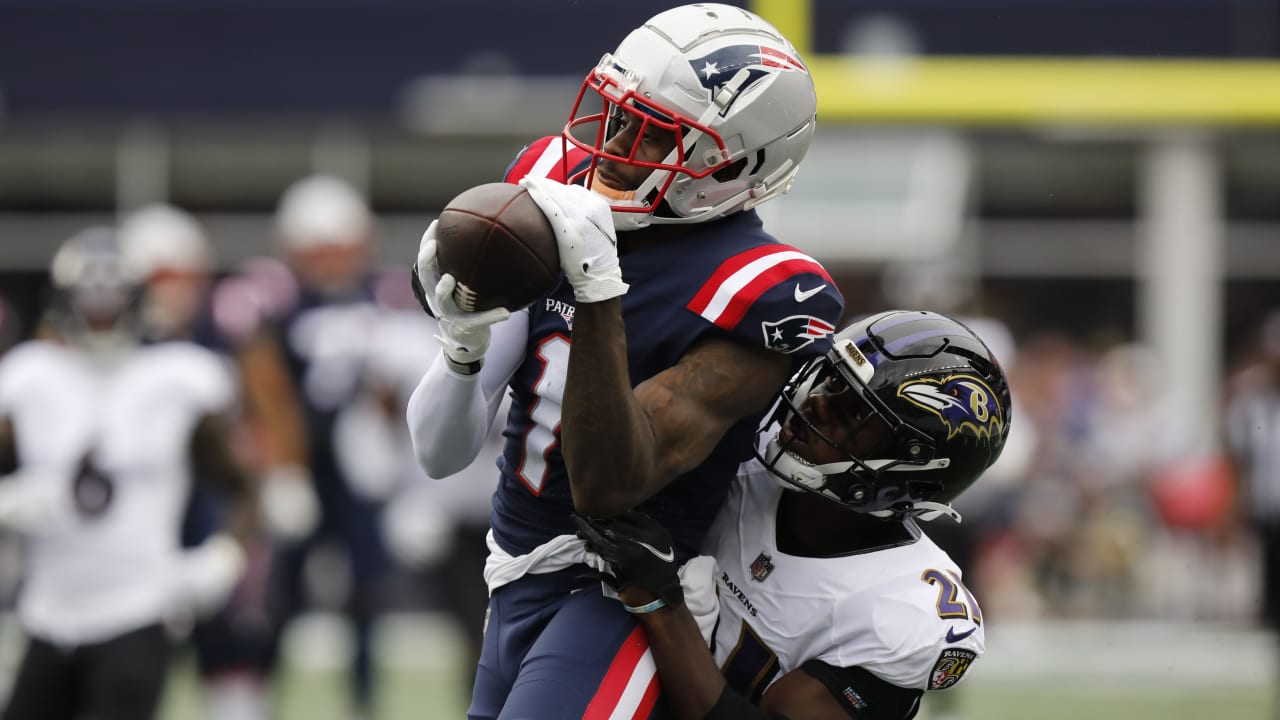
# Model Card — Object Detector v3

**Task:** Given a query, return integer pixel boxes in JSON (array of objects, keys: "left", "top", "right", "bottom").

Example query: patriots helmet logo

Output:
[
  {"left": 898, "top": 375, "right": 1006, "bottom": 440},
  {"left": 687, "top": 43, "right": 807, "bottom": 115},
  {"left": 762, "top": 315, "right": 835, "bottom": 354}
]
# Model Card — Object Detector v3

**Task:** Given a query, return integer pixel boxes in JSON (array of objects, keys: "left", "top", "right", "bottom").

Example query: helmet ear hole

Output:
[{"left": 713, "top": 157, "right": 748, "bottom": 183}]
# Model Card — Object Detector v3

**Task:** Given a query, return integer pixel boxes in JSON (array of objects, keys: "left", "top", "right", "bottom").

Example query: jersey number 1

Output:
[{"left": 517, "top": 335, "right": 569, "bottom": 494}]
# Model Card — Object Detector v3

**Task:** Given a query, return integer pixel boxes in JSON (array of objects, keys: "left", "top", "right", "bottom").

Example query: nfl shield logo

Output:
[{"left": 750, "top": 552, "right": 774, "bottom": 582}]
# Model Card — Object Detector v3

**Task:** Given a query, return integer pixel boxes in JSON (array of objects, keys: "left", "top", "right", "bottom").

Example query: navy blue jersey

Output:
[
  {"left": 491, "top": 138, "right": 844, "bottom": 560},
  {"left": 275, "top": 282, "right": 380, "bottom": 451}
]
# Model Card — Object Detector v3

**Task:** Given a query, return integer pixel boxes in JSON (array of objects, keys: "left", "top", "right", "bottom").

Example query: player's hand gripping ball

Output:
[{"left": 433, "top": 182, "right": 560, "bottom": 312}]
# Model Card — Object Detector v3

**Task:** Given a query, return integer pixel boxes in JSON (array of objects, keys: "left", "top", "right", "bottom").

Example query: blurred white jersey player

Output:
[
  {"left": 0, "top": 228, "right": 255, "bottom": 720},
  {"left": 119, "top": 202, "right": 320, "bottom": 720}
]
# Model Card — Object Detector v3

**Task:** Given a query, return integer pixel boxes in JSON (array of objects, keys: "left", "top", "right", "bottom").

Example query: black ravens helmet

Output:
[{"left": 756, "top": 309, "right": 1011, "bottom": 521}]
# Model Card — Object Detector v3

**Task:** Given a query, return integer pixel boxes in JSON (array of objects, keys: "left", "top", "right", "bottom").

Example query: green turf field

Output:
[
  {"left": 148, "top": 614, "right": 1276, "bottom": 720},
  {"left": 160, "top": 669, "right": 1272, "bottom": 720},
  {"left": 933, "top": 679, "right": 1271, "bottom": 720},
  {"left": 159, "top": 664, "right": 1274, "bottom": 720}
]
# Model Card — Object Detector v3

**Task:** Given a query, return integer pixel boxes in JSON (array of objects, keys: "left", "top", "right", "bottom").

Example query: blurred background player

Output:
[
  {"left": 408, "top": 4, "right": 843, "bottom": 718},
  {"left": 577, "top": 309, "right": 1011, "bottom": 719},
  {"left": 261, "top": 173, "right": 399, "bottom": 720},
  {"left": 0, "top": 295, "right": 24, "bottom": 360},
  {"left": 1225, "top": 310, "right": 1280, "bottom": 706},
  {"left": 119, "top": 203, "right": 216, "bottom": 344},
  {"left": 119, "top": 202, "right": 317, "bottom": 720},
  {"left": 0, "top": 227, "right": 256, "bottom": 720},
  {"left": 369, "top": 292, "right": 506, "bottom": 699}
]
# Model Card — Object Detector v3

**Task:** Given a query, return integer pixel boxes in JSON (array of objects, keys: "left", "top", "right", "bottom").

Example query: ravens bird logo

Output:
[{"left": 897, "top": 375, "right": 1005, "bottom": 440}]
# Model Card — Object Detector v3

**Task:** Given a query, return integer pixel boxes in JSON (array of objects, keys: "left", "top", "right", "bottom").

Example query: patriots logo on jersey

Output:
[
  {"left": 762, "top": 315, "right": 835, "bottom": 354},
  {"left": 749, "top": 552, "right": 774, "bottom": 582},
  {"left": 544, "top": 297, "right": 575, "bottom": 331},
  {"left": 898, "top": 375, "right": 1006, "bottom": 440},
  {"left": 687, "top": 44, "right": 807, "bottom": 115}
]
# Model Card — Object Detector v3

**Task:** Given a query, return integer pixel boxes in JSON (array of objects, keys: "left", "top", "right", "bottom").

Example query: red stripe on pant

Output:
[{"left": 582, "top": 626, "right": 658, "bottom": 720}]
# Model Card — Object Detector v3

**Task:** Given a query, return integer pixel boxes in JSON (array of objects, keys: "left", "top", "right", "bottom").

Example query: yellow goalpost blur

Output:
[{"left": 750, "top": 0, "right": 1280, "bottom": 126}]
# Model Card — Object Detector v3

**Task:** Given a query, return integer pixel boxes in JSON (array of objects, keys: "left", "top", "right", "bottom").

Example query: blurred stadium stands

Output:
[{"left": 2, "top": 0, "right": 1279, "bottom": 718}]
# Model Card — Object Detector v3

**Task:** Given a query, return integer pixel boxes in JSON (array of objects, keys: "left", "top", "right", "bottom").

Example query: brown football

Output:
[{"left": 434, "top": 182, "right": 560, "bottom": 313}]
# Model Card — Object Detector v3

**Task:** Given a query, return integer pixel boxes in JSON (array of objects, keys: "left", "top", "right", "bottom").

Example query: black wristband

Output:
[
  {"left": 443, "top": 355, "right": 484, "bottom": 376},
  {"left": 704, "top": 686, "right": 790, "bottom": 720}
]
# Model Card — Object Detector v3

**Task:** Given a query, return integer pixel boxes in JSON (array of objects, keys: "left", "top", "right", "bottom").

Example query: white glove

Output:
[
  {"left": 414, "top": 221, "right": 510, "bottom": 370},
  {"left": 0, "top": 468, "right": 71, "bottom": 535},
  {"left": 334, "top": 394, "right": 402, "bottom": 502},
  {"left": 259, "top": 465, "right": 320, "bottom": 542},
  {"left": 172, "top": 533, "right": 247, "bottom": 617},
  {"left": 519, "top": 177, "right": 628, "bottom": 303}
]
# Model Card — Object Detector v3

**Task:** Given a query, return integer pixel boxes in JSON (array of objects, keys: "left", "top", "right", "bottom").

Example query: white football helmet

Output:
[
  {"left": 276, "top": 174, "right": 372, "bottom": 249},
  {"left": 119, "top": 203, "right": 212, "bottom": 280},
  {"left": 562, "top": 3, "right": 817, "bottom": 231}
]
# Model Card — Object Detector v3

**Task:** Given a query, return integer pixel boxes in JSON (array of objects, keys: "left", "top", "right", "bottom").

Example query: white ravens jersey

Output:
[
  {"left": 0, "top": 340, "right": 234, "bottom": 645},
  {"left": 704, "top": 462, "right": 985, "bottom": 701}
]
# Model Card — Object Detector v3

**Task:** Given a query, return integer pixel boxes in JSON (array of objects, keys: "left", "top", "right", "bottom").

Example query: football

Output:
[{"left": 433, "top": 182, "right": 560, "bottom": 313}]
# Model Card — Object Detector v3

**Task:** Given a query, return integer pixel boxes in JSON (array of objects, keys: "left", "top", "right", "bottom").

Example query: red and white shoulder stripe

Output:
[
  {"left": 504, "top": 136, "right": 589, "bottom": 183},
  {"left": 582, "top": 626, "right": 661, "bottom": 720},
  {"left": 687, "top": 244, "right": 833, "bottom": 330}
]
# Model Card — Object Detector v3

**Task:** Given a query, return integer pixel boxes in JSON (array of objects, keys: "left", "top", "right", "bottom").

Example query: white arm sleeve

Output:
[{"left": 407, "top": 309, "right": 528, "bottom": 478}]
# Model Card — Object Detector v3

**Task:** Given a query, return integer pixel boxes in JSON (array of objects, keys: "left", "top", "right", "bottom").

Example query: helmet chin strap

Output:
[
  {"left": 893, "top": 502, "right": 963, "bottom": 523},
  {"left": 587, "top": 177, "right": 636, "bottom": 203},
  {"left": 762, "top": 436, "right": 854, "bottom": 491}
]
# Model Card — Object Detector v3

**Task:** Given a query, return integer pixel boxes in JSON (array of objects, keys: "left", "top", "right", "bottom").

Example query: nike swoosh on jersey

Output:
[
  {"left": 635, "top": 540, "right": 675, "bottom": 563},
  {"left": 946, "top": 626, "right": 977, "bottom": 643},
  {"left": 793, "top": 283, "right": 827, "bottom": 302}
]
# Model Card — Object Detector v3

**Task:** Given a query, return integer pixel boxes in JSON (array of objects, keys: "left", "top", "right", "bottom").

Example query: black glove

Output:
[{"left": 573, "top": 509, "right": 684, "bottom": 608}]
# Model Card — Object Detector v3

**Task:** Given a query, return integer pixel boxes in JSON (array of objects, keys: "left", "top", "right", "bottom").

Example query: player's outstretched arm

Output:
[
  {"left": 191, "top": 413, "right": 261, "bottom": 543},
  {"left": 607, "top": 573, "right": 871, "bottom": 719},
  {"left": 405, "top": 306, "right": 526, "bottom": 477},
  {"left": 232, "top": 331, "right": 321, "bottom": 541},
  {"left": 235, "top": 330, "right": 309, "bottom": 485},
  {"left": 632, "top": 605, "right": 857, "bottom": 720},
  {"left": 576, "top": 511, "right": 811, "bottom": 720},
  {"left": 0, "top": 415, "right": 67, "bottom": 533},
  {"left": 520, "top": 176, "right": 790, "bottom": 514},
  {"left": 574, "top": 511, "right": 729, "bottom": 717},
  {"left": 177, "top": 413, "right": 259, "bottom": 616},
  {"left": 405, "top": 223, "right": 527, "bottom": 477},
  {"left": 567, "top": 305, "right": 790, "bottom": 515}
]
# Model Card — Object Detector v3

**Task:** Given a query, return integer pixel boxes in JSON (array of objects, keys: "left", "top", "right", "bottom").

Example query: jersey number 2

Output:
[{"left": 921, "top": 569, "right": 982, "bottom": 624}]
